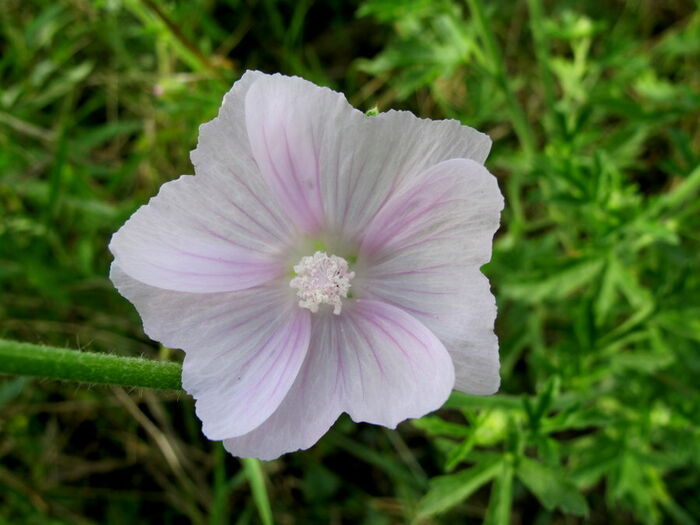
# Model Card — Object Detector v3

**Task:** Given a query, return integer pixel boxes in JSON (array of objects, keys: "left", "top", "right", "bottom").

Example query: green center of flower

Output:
[{"left": 289, "top": 251, "right": 355, "bottom": 315}]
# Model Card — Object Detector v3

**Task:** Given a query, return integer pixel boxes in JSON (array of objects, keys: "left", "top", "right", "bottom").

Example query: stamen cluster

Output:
[{"left": 290, "top": 251, "right": 355, "bottom": 315}]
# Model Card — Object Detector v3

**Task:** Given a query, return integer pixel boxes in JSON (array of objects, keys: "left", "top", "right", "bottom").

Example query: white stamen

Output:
[{"left": 290, "top": 251, "right": 355, "bottom": 315}]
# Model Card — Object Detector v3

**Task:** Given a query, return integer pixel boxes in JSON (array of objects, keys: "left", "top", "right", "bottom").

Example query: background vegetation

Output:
[{"left": 1, "top": 0, "right": 699, "bottom": 522}]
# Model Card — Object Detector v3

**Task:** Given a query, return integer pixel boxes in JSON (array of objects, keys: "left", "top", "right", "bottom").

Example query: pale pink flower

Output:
[{"left": 109, "top": 71, "right": 504, "bottom": 460}]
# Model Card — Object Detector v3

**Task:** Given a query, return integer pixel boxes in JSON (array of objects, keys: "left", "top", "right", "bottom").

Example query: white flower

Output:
[{"left": 109, "top": 71, "right": 504, "bottom": 460}]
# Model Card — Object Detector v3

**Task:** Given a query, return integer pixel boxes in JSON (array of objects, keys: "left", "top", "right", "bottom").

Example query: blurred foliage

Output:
[{"left": 1, "top": 0, "right": 699, "bottom": 523}]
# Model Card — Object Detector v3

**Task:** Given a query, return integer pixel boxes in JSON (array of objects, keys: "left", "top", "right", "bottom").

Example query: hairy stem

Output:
[{"left": 0, "top": 339, "right": 183, "bottom": 391}]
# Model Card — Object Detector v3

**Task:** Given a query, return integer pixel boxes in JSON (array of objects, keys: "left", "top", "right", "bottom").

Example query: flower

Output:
[{"left": 109, "top": 71, "right": 504, "bottom": 460}]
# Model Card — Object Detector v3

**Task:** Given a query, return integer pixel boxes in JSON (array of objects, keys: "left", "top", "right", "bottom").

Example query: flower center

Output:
[{"left": 290, "top": 251, "right": 355, "bottom": 315}]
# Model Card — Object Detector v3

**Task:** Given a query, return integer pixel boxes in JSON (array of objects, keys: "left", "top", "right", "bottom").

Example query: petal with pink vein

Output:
[
  {"left": 359, "top": 158, "right": 504, "bottom": 395},
  {"left": 223, "top": 300, "right": 454, "bottom": 459},
  {"left": 111, "top": 264, "right": 311, "bottom": 439},
  {"left": 243, "top": 74, "right": 492, "bottom": 241},
  {"left": 110, "top": 174, "right": 287, "bottom": 293}
]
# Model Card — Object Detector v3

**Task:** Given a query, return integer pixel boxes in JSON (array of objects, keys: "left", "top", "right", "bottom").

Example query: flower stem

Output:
[
  {"left": 242, "top": 458, "right": 274, "bottom": 525},
  {"left": 0, "top": 338, "right": 183, "bottom": 391}
]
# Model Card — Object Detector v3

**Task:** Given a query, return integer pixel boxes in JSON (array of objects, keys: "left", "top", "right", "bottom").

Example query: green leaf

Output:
[
  {"left": 517, "top": 457, "right": 589, "bottom": 516},
  {"left": 412, "top": 415, "right": 471, "bottom": 438},
  {"left": 444, "top": 436, "right": 476, "bottom": 472},
  {"left": 72, "top": 121, "right": 143, "bottom": 152},
  {"left": 484, "top": 458, "right": 514, "bottom": 525},
  {"left": 417, "top": 459, "right": 501, "bottom": 518},
  {"left": 656, "top": 308, "right": 700, "bottom": 342},
  {"left": 0, "top": 377, "right": 30, "bottom": 410},
  {"left": 446, "top": 391, "right": 522, "bottom": 410},
  {"left": 594, "top": 255, "right": 620, "bottom": 326},
  {"left": 502, "top": 258, "right": 605, "bottom": 303},
  {"left": 610, "top": 350, "right": 674, "bottom": 373}
]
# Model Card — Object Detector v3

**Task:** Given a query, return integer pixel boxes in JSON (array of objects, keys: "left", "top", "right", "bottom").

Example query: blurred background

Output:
[{"left": 1, "top": 0, "right": 699, "bottom": 523}]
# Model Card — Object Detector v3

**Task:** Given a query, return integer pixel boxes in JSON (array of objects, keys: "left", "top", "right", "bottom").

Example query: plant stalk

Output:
[{"left": 0, "top": 339, "right": 183, "bottom": 391}]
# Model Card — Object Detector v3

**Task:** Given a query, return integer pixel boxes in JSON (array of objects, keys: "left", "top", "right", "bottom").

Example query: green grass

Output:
[{"left": 1, "top": 0, "right": 699, "bottom": 523}]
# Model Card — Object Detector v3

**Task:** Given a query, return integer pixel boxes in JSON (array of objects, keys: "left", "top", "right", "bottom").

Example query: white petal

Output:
[
  {"left": 190, "top": 70, "right": 264, "bottom": 174},
  {"left": 190, "top": 72, "right": 294, "bottom": 244},
  {"left": 223, "top": 323, "right": 345, "bottom": 460},
  {"left": 326, "top": 110, "right": 492, "bottom": 240},
  {"left": 223, "top": 300, "right": 455, "bottom": 459},
  {"left": 110, "top": 265, "right": 311, "bottom": 439},
  {"left": 109, "top": 174, "right": 287, "bottom": 293},
  {"left": 244, "top": 74, "right": 360, "bottom": 234},
  {"left": 190, "top": 70, "right": 272, "bottom": 202},
  {"left": 358, "top": 158, "right": 504, "bottom": 395},
  {"left": 242, "top": 73, "right": 491, "bottom": 240},
  {"left": 337, "top": 300, "right": 455, "bottom": 426}
]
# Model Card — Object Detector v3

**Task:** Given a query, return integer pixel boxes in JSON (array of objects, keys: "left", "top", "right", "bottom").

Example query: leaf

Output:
[
  {"left": 412, "top": 415, "right": 471, "bottom": 438},
  {"left": 594, "top": 255, "right": 620, "bottom": 326},
  {"left": 72, "top": 121, "right": 143, "bottom": 153},
  {"left": 444, "top": 436, "right": 476, "bottom": 472},
  {"left": 517, "top": 457, "right": 589, "bottom": 516},
  {"left": 484, "top": 459, "right": 514, "bottom": 525},
  {"left": 445, "top": 391, "right": 522, "bottom": 410},
  {"left": 655, "top": 308, "right": 700, "bottom": 342},
  {"left": 502, "top": 258, "right": 605, "bottom": 303},
  {"left": 0, "top": 377, "right": 30, "bottom": 410},
  {"left": 417, "top": 459, "right": 501, "bottom": 518},
  {"left": 610, "top": 350, "right": 674, "bottom": 373}
]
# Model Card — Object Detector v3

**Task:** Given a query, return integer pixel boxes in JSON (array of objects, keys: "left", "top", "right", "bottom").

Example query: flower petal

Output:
[
  {"left": 325, "top": 110, "right": 492, "bottom": 240},
  {"left": 223, "top": 329, "right": 345, "bottom": 460},
  {"left": 338, "top": 300, "right": 455, "bottom": 426},
  {"left": 190, "top": 70, "right": 264, "bottom": 174},
  {"left": 109, "top": 174, "right": 286, "bottom": 293},
  {"left": 358, "top": 158, "right": 504, "bottom": 395},
  {"left": 244, "top": 74, "right": 355, "bottom": 234},
  {"left": 190, "top": 71, "right": 295, "bottom": 244},
  {"left": 110, "top": 264, "right": 311, "bottom": 439},
  {"left": 243, "top": 73, "right": 491, "bottom": 239},
  {"left": 223, "top": 300, "right": 454, "bottom": 459}
]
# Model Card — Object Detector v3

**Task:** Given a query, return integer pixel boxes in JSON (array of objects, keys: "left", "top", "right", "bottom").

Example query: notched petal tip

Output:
[
  {"left": 190, "top": 70, "right": 267, "bottom": 169},
  {"left": 374, "top": 109, "right": 493, "bottom": 165}
]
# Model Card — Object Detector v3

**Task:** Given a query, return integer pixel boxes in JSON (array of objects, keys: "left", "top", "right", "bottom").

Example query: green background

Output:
[{"left": 1, "top": 0, "right": 699, "bottom": 522}]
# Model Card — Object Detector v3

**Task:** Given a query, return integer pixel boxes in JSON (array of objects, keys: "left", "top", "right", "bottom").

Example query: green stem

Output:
[
  {"left": 210, "top": 443, "right": 230, "bottom": 525},
  {"left": 243, "top": 458, "right": 274, "bottom": 525},
  {"left": 0, "top": 339, "right": 183, "bottom": 391},
  {"left": 525, "top": 0, "right": 565, "bottom": 138},
  {"left": 466, "top": 0, "right": 536, "bottom": 159}
]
